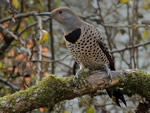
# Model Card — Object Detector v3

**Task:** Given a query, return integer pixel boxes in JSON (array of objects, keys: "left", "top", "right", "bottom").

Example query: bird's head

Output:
[{"left": 37, "top": 7, "right": 82, "bottom": 33}]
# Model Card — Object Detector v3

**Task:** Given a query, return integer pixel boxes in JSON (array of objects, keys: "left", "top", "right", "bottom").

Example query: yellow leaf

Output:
[
  {"left": 40, "top": 30, "right": 49, "bottom": 43},
  {"left": 143, "top": 30, "right": 149, "bottom": 39},
  {"left": 120, "top": 0, "right": 129, "bottom": 3},
  {"left": 12, "top": 0, "right": 19, "bottom": 8},
  {"left": 86, "top": 106, "right": 94, "bottom": 113}
]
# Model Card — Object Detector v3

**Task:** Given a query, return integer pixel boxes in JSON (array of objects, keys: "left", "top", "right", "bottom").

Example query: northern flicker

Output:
[{"left": 37, "top": 7, "right": 126, "bottom": 106}]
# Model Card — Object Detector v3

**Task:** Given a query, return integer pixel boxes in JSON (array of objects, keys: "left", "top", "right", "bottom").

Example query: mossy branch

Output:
[{"left": 0, "top": 69, "right": 150, "bottom": 113}]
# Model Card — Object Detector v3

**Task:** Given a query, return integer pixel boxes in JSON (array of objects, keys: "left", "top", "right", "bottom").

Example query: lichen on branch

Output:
[{"left": 0, "top": 69, "right": 149, "bottom": 113}]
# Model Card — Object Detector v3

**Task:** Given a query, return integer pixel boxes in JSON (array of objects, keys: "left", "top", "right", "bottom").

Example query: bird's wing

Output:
[
  {"left": 97, "top": 39, "right": 127, "bottom": 106},
  {"left": 97, "top": 39, "right": 115, "bottom": 70}
]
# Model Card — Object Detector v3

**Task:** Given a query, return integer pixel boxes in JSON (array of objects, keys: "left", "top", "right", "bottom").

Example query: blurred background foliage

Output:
[{"left": 0, "top": 0, "right": 150, "bottom": 112}]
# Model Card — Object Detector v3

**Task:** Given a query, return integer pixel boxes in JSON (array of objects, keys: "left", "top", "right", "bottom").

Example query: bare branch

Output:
[
  {"left": 0, "top": 24, "right": 18, "bottom": 40},
  {"left": 0, "top": 24, "right": 25, "bottom": 45},
  {"left": 18, "top": 18, "right": 51, "bottom": 37},
  {"left": 48, "top": 0, "right": 55, "bottom": 74},
  {"left": 34, "top": 15, "right": 43, "bottom": 83},
  {"left": 111, "top": 41, "right": 150, "bottom": 53},
  {"left": 0, "top": 12, "right": 36, "bottom": 23},
  {"left": 0, "top": 77, "right": 20, "bottom": 92},
  {"left": 142, "top": 20, "right": 150, "bottom": 25},
  {"left": 31, "top": 55, "right": 70, "bottom": 63}
]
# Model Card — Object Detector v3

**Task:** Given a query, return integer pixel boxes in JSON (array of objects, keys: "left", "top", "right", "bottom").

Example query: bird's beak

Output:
[{"left": 36, "top": 12, "right": 53, "bottom": 17}]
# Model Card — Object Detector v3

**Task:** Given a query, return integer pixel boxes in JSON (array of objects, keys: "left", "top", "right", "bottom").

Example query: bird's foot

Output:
[
  {"left": 105, "top": 64, "right": 112, "bottom": 81},
  {"left": 73, "top": 69, "right": 82, "bottom": 83}
]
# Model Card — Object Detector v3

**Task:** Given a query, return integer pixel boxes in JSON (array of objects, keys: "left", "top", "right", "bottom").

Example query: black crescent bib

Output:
[{"left": 65, "top": 28, "right": 81, "bottom": 43}]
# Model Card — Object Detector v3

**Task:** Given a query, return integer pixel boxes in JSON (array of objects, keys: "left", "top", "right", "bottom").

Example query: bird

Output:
[{"left": 37, "top": 7, "right": 126, "bottom": 106}]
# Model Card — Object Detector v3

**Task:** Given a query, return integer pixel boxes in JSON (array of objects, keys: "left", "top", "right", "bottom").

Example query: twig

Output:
[
  {"left": 142, "top": 20, "right": 150, "bottom": 25},
  {"left": 111, "top": 41, "right": 150, "bottom": 53},
  {"left": 100, "top": 23, "right": 149, "bottom": 28},
  {"left": 126, "top": 2, "right": 132, "bottom": 68},
  {"left": 14, "top": 0, "right": 25, "bottom": 33},
  {"left": 97, "top": 0, "right": 112, "bottom": 50},
  {"left": 18, "top": 23, "right": 37, "bottom": 37},
  {"left": 0, "top": 24, "right": 18, "bottom": 40},
  {"left": 48, "top": 0, "right": 55, "bottom": 74},
  {"left": 104, "top": 3, "right": 123, "bottom": 18},
  {"left": 0, "top": 77, "right": 20, "bottom": 91},
  {"left": 31, "top": 55, "right": 69, "bottom": 63},
  {"left": 0, "top": 24, "right": 25, "bottom": 45},
  {"left": 33, "top": 55, "right": 72, "bottom": 69},
  {"left": 120, "top": 52, "right": 130, "bottom": 67},
  {"left": 18, "top": 18, "right": 51, "bottom": 37},
  {"left": 131, "top": 0, "right": 137, "bottom": 68},
  {"left": 8, "top": 0, "right": 17, "bottom": 23},
  {"left": 0, "top": 11, "right": 36, "bottom": 23}
]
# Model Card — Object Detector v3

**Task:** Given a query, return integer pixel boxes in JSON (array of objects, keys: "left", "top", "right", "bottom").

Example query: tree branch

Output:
[
  {"left": 0, "top": 24, "right": 18, "bottom": 40},
  {"left": 0, "top": 69, "right": 149, "bottom": 113},
  {"left": 142, "top": 20, "right": 150, "bottom": 25},
  {"left": 0, "top": 77, "right": 20, "bottom": 92},
  {"left": 111, "top": 41, "right": 150, "bottom": 53},
  {"left": 0, "top": 12, "right": 36, "bottom": 23},
  {"left": 0, "top": 24, "right": 24, "bottom": 59}
]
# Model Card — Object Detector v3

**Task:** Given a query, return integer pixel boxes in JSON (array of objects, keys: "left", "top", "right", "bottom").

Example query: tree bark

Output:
[{"left": 0, "top": 69, "right": 150, "bottom": 113}]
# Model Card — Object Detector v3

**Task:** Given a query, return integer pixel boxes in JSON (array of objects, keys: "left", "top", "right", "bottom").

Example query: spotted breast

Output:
[{"left": 65, "top": 23, "right": 110, "bottom": 71}]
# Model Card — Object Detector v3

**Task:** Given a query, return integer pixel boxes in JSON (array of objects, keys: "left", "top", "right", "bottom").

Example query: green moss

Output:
[
  {"left": 0, "top": 74, "right": 75, "bottom": 112},
  {"left": 1, "top": 69, "right": 150, "bottom": 112},
  {"left": 33, "top": 75, "right": 74, "bottom": 104},
  {"left": 119, "top": 69, "right": 150, "bottom": 100}
]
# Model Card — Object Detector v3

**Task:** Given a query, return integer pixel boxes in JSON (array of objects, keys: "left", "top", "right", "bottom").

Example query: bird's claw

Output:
[
  {"left": 73, "top": 76, "right": 78, "bottom": 83},
  {"left": 105, "top": 64, "right": 112, "bottom": 81},
  {"left": 73, "top": 69, "right": 82, "bottom": 83}
]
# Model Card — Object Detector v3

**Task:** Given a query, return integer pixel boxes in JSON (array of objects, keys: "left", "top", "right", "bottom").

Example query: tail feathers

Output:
[{"left": 106, "top": 88, "right": 126, "bottom": 106}]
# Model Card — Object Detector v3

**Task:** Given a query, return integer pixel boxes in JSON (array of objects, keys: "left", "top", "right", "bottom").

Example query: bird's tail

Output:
[{"left": 106, "top": 88, "right": 126, "bottom": 106}]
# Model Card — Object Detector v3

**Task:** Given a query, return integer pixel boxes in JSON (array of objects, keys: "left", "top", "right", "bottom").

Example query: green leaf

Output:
[{"left": 86, "top": 106, "right": 94, "bottom": 113}]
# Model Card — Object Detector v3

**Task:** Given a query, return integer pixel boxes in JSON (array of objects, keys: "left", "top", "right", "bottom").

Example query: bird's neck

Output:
[{"left": 63, "top": 18, "right": 82, "bottom": 35}]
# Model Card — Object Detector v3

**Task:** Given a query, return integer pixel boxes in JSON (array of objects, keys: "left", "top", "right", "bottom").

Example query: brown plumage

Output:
[{"left": 37, "top": 7, "right": 126, "bottom": 106}]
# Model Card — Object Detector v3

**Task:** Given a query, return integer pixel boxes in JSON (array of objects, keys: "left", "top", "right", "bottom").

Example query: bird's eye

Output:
[{"left": 59, "top": 11, "right": 62, "bottom": 14}]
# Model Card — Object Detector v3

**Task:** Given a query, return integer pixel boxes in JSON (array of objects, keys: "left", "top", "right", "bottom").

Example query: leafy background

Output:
[{"left": 0, "top": 0, "right": 150, "bottom": 112}]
